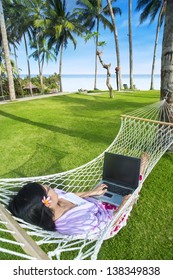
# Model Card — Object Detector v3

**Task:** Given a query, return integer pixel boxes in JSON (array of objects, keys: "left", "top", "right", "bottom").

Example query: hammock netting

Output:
[{"left": 0, "top": 99, "right": 172, "bottom": 260}]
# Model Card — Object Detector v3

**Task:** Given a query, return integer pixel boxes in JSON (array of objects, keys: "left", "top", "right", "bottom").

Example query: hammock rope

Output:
[{"left": 0, "top": 99, "right": 172, "bottom": 260}]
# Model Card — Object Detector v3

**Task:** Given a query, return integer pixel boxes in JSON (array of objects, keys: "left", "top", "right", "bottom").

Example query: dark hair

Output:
[{"left": 8, "top": 182, "right": 55, "bottom": 231}]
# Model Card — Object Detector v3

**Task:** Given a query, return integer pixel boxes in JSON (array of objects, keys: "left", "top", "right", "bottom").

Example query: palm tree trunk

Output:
[
  {"left": 41, "top": 56, "right": 44, "bottom": 88},
  {"left": 97, "top": 50, "right": 113, "bottom": 98},
  {"left": 36, "top": 32, "right": 44, "bottom": 95},
  {"left": 161, "top": 0, "right": 173, "bottom": 151},
  {"left": 128, "top": 0, "right": 133, "bottom": 89},
  {"left": 13, "top": 45, "right": 24, "bottom": 96},
  {"left": 0, "top": 77, "right": 4, "bottom": 98},
  {"left": 0, "top": 55, "right": 4, "bottom": 98},
  {"left": 23, "top": 33, "right": 33, "bottom": 96},
  {"left": 150, "top": 1, "right": 166, "bottom": 90},
  {"left": 38, "top": 59, "right": 44, "bottom": 94},
  {"left": 94, "top": 18, "right": 99, "bottom": 90},
  {"left": 0, "top": 0, "right": 16, "bottom": 100},
  {"left": 59, "top": 43, "right": 64, "bottom": 92},
  {"left": 37, "top": 54, "right": 44, "bottom": 95},
  {"left": 107, "top": 0, "right": 122, "bottom": 90},
  {"left": 0, "top": 64, "right": 4, "bottom": 99},
  {"left": 161, "top": 0, "right": 173, "bottom": 105},
  {"left": 40, "top": 63, "right": 44, "bottom": 94}
]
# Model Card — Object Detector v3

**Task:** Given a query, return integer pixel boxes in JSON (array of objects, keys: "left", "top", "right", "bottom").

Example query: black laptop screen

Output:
[{"left": 103, "top": 152, "right": 141, "bottom": 189}]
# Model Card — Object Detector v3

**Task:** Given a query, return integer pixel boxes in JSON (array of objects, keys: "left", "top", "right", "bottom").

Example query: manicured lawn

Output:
[{"left": 0, "top": 90, "right": 172, "bottom": 259}]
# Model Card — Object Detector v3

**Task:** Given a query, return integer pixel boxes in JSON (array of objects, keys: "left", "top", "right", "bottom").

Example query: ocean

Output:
[
  {"left": 26, "top": 74, "right": 160, "bottom": 92},
  {"left": 61, "top": 74, "right": 160, "bottom": 92}
]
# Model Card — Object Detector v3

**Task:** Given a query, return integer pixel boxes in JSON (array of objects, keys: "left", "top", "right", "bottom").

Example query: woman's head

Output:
[{"left": 8, "top": 182, "right": 55, "bottom": 231}]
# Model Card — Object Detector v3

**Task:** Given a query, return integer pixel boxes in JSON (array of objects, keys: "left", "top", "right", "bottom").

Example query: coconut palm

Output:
[
  {"left": 30, "top": 33, "right": 57, "bottom": 94},
  {"left": 3, "top": 0, "right": 36, "bottom": 95},
  {"left": 160, "top": 0, "right": 173, "bottom": 106},
  {"left": 0, "top": 0, "right": 16, "bottom": 100},
  {"left": 76, "top": 0, "right": 121, "bottom": 90},
  {"left": 36, "top": 0, "right": 85, "bottom": 92},
  {"left": 2, "top": 0, "right": 23, "bottom": 93},
  {"left": 106, "top": 0, "right": 122, "bottom": 90},
  {"left": 22, "top": 0, "right": 55, "bottom": 94},
  {"left": 128, "top": 0, "right": 133, "bottom": 89},
  {"left": 136, "top": 0, "right": 166, "bottom": 90}
]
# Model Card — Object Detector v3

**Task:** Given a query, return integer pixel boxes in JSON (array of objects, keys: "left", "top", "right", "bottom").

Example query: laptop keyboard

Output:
[{"left": 104, "top": 182, "right": 133, "bottom": 196}]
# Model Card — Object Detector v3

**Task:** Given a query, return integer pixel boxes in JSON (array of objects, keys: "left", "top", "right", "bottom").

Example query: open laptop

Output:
[{"left": 94, "top": 152, "right": 141, "bottom": 206}]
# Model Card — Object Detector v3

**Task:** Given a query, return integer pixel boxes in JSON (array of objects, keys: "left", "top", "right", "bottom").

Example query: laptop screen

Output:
[{"left": 103, "top": 152, "right": 141, "bottom": 189}]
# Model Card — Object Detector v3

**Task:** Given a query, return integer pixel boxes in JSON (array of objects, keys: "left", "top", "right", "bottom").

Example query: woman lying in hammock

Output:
[
  {"left": 8, "top": 182, "right": 131, "bottom": 236},
  {"left": 8, "top": 153, "right": 149, "bottom": 236}
]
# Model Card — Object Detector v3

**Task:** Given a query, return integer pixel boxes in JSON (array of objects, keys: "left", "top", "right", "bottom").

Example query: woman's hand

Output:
[
  {"left": 91, "top": 183, "right": 108, "bottom": 196},
  {"left": 75, "top": 184, "right": 108, "bottom": 198}
]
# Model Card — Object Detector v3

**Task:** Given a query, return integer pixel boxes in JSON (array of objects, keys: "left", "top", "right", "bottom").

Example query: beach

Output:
[{"left": 61, "top": 74, "right": 160, "bottom": 92}]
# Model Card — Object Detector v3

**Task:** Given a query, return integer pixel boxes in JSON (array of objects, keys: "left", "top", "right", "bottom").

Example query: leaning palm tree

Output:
[
  {"left": 136, "top": 0, "right": 166, "bottom": 90},
  {"left": 0, "top": 0, "right": 16, "bottom": 100},
  {"left": 76, "top": 0, "right": 121, "bottom": 90}
]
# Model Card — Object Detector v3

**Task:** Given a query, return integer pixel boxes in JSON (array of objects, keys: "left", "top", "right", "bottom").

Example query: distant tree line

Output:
[{"left": 0, "top": 0, "right": 173, "bottom": 105}]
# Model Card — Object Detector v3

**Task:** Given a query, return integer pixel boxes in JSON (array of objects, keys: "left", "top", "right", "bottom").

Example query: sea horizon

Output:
[{"left": 21, "top": 73, "right": 161, "bottom": 92}]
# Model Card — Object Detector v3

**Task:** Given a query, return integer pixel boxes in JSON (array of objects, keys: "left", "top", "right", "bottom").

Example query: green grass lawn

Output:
[{"left": 0, "top": 90, "right": 172, "bottom": 260}]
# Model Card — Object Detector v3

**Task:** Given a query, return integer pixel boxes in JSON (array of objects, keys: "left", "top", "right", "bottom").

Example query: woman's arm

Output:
[{"left": 74, "top": 184, "right": 108, "bottom": 198}]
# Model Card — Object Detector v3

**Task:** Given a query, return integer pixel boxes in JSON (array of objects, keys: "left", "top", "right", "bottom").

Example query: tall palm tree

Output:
[
  {"left": 136, "top": 0, "right": 166, "bottom": 90},
  {"left": 106, "top": 0, "right": 122, "bottom": 90},
  {"left": 37, "top": 0, "right": 84, "bottom": 92},
  {"left": 161, "top": 0, "right": 173, "bottom": 106},
  {"left": 27, "top": 0, "right": 49, "bottom": 94},
  {"left": 3, "top": 0, "right": 24, "bottom": 96},
  {"left": 0, "top": 0, "right": 16, "bottom": 100},
  {"left": 161, "top": 0, "right": 173, "bottom": 151},
  {"left": 76, "top": 0, "right": 121, "bottom": 90},
  {"left": 3, "top": 0, "right": 36, "bottom": 95},
  {"left": 128, "top": 0, "right": 133, "bottom": 89}
]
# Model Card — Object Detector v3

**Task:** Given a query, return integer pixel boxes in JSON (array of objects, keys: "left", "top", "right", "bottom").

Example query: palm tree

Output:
[
  {"left": 161, "top": 0, "right": 173, "bottom": 151},
  {"left": 3, "top": 0, "right": 23, "bottom": 96},
  {"left": 37, "top": 0, "right": 84, "bottom": 92},
  {"left": 3, "top": 0, "right": 36, "bottom": 95},
  {"left": 161, "top": 0, "right": 173, "bottom": 106},
  {"left": 136, "top": 0, "right": 166, "bottom": 90},
  {"left": 128, "top": 0, "right": 133, "bottom": 89},
  {"left": 0, "top": 51, "right": 5, "bottom": 98},
  {"left": 0, "top": 0, "right": 16, "bottom": 100},
  {"left": 106, "top": 0, "right": 122, "bottom": 90},
  {"left": 27, "top": 0, "right": 50, "bottom": 94},
  {"left": 30, "top": 33, "right": 57, "bottom": 93},
  {"left": 76, "top": 0, "right": 121, "bottom": 90}
]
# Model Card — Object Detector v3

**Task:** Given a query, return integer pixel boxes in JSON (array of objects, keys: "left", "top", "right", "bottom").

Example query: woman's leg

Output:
[
  {"left": 113, "top": 194, "right": 131, "bottom": 214},
  {"left": 140, "top": 152, "right": 150, "bottom": 178}
]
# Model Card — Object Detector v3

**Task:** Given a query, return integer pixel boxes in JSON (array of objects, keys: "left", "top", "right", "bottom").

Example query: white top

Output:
[{"left": 58, "top": 192, "right": 87, "bottom": 206}]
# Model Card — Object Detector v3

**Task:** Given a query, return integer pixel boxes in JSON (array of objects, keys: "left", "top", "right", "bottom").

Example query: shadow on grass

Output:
[
  {"left": 52, "top": 94, "right": 158, "bottom": 115},
  {"left": 2, "top": 144, "right": 68, "bottom": 178},
  {"left": 0, "top": 109, "right": 111, "bottom": 144}
]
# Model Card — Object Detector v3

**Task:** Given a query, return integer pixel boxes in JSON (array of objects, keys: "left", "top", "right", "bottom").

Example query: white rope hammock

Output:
[{"left": 0, "top": 99, "right": 173, "bottom": 260}]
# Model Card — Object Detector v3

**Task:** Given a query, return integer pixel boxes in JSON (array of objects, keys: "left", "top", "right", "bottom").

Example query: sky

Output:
[{"left": 12, "top": 0, "right": 164, "bottom": 76}]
